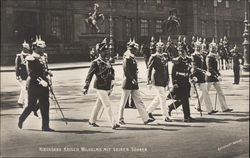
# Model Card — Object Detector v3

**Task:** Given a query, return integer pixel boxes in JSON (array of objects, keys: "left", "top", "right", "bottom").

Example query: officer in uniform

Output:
[
  {"left": 231, "top": 45, "right": 244, "bottom": 84},
  {"left": 118, "top": 40, "right": 155, "bottom": 125},
  {"left": 140, "top": 43, "right": 151, "bottom": 68},
  {"left": 165, "top": 36, "right": 178, "bottom": 60},
  {"left": 187, "top": 36, "right": 196, "bottom": 56},
  {"left": 15, "top": 40, "right": 30, "bottom": 108},
  {"left": 201, "top": 38, "right": 208, "bottom": 70},
  {"left": 167, "top": 43, "right": 195, "bottom": 122},
  {"left": 149, "top": 36, "right": 156, "bottom": 55},
  {"left": 205, "top": 39, "right": 233, "bottom": 112},
  {"left": 191, "top": 39, "right": 217, "bottom": 115},
  {"left": 82, "top": 38, "right": 120, "bottom": 130},
  {"left": 18, "top": 36, "right": 54, "bottom": 131},
  {"left": 146, "top": 38, "right": 172, "bottom": 122}
]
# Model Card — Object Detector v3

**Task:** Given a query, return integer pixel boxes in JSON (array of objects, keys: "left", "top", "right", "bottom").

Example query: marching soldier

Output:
[
  {"left": 149, "top": 36, "right": 156, "bottom": 55},
  {"left": 201, "top": 38, "right": 208, "bottom": 70},
  {"left": 140, "top": 43, "right": 151, "bottom": 68},
  {"left": 167, "top": 43, "right": 195, "bottom": 122},
  {"left": 18, "top": 36, "right": 54, "bottom": 131},
  {"left": 187, "top": 36, "right": 196, "bottom": 55},
  {"left": 146, "top": 38, "right": 172, "bottom": 122},
  {"left": 204, "top": 39, "right": 233, "bottom": 112},
  {"left": 191, "top": 39, "right": 218, "bottom": 115},
  {"left": 82, "top": 38, "right": 120, "bottom": 130},
  {"left": 231, "top": 45, "right": 244, "bottom": 84},
  {"left": 118, "top": 40, "right": 155, "bottom": 125},
  {"left": 165, "top": 36, "right": 178, "bottom": 60},
  {"left": 15, "top": 40, "right": 30, "bottom": 108}
]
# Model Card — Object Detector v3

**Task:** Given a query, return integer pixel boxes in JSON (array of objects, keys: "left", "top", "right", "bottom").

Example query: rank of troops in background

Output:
[{"left": 15, "top": 35, "right": 244, "bottom": 131}]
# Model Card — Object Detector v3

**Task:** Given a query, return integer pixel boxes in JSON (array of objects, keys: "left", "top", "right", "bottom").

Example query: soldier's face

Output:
[
  {"left": 156, "top": 46, "right": 163, "bottom": 53},
  {"left": 179, "top": 50, "right": 187, "bottom": 57},
  {"left": 23, "top": 48, "right": 30, "bottom": 53},
  {"left": 100, "top": 50, "right": 109, "bottom": 60}
]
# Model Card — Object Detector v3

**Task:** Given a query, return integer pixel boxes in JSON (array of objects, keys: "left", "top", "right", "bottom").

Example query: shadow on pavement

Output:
[
  {"left": 116, "top": 126, "right": 179, "bottom": 131},
  {"left": 51, "top": 118, "right": 89, "bottom": 122},
  {"left": 26, "top": 129, "right": 113, "bottom": 134}
]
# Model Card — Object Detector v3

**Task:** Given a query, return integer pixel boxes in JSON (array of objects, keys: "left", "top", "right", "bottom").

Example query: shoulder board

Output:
[{"left": 26, "top": 55, "right": 35, "bottom": 61}]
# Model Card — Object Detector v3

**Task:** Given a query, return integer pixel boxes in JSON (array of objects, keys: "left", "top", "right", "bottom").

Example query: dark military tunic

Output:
[
  {"left": 19, "top": 52, "right": 50, "bottom": 129},
  {"left": 191, "top": 53, "right": 206, "bottom": 83},
  {"left": 168, "top": 56, "right": 192, "bottom": 119},
  {"left": 84, "top": 58, "right": 115, "bottom": 91},
  {"left": 122, "top": 51, "right": 139, "bottom": 90},
  {"left": 148, "top": 53, "right": 169, "bottom": 87},
  {"left": 206, "top": 55, "right": 220, "bottom": 82},
  {"left": 232, "top": 52, "right": 244, "bottom": 84},
  {"left": 15, "top": 52, "right": 29, "bottom": 80}
]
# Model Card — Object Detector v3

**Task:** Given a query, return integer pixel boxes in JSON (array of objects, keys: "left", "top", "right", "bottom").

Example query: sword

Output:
[
  {"left": 193, "top": 82, "right": 202, "bottom": 117},
  {"left": 166, "top": 85, "right": 178, "bottom": 116}
]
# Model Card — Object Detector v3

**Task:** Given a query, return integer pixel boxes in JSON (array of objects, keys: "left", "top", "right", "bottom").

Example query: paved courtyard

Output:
[{"left": 0, "top": 60, "right": 249, "bottom": 158}]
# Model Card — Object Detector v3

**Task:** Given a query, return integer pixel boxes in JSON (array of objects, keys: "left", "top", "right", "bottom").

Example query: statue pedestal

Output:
[
  {"left": 79, "top": 33, "right": 109, "bottom": 49},
  {"left": 79, "top": 33, "right": 109, "bottom": 60}
]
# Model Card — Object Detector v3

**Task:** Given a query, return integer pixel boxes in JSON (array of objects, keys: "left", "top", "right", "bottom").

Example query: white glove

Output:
[
  {"left": 205, "top": 71, "right": 211, "bottom": 76},
  {"left": 39, "top": 79, "right": 48, "bottom": 87},
  {"left": 82, "top": 88, "right": 88, "bottom": 95},
  {"left": 147, "top": 80, "right": 152, "bottom": 90},
  {"left": 16, "top": 76, "right": 22, "bottom": 81},
  {"left": 192, "top": 77, "right": 198, "bottom": 83},
  {"left": 218, "top": 76, "right": 222, "bottom": 81}
]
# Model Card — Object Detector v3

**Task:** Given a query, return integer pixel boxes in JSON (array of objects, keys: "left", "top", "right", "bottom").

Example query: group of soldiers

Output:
[
  {"left": 15, "top": 34, "right": 242, "bottom": 131},
  {"left": 16, "top": 36, "right": 54, "bottom": 131}
]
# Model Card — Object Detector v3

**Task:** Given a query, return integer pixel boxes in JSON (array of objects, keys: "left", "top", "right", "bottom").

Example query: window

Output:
[
  {"left": 125, "top": 19, "right": 132, "bottom": 37},
  {"left": 201, "top": 20, "right": 206, "bottom": 37},
  {"left": 156, "top": 0, "right": 162, "bottom": 4},
  {"left": 213, "top": 0, "right": 218, "bottom": 7},
  {"left": 202, "top": 0, "right": 206, "bottom": 6},
  {"left": 224, "top": 21, "right": 230, "bottom": 37},
  {"left": 51, "top": 15, "right": 62, "bottom": 38},
  {"left": 156, "top": 20, "right": 163, "bottom": 33},
  {"left": 140, "top": 19, "right": 148, "bottom": 37},
  {"left": 225, "top": 0, "right": 230, "bottom": 8},
  {"left": 143, "top": 0, "right": 147, "bottom": 3}
]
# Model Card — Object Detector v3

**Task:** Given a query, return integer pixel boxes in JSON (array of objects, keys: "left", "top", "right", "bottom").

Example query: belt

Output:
[{"left": 176, "top": 72, "right": 189, "bottom": 77}]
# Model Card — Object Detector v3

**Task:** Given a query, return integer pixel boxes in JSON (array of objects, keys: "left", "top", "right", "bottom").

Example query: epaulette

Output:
[{"left": 26, "top": 55, "right": 35, "bottom": 61}]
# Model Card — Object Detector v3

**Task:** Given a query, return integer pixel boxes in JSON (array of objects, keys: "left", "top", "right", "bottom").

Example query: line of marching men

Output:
[{"left": 15, "top": 35, "right": 237, "bottom": 131}]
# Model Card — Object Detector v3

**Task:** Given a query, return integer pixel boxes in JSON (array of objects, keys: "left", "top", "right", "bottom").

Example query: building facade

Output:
[{"left": 1, "top": 0, "right": 246, "bottom": 65}]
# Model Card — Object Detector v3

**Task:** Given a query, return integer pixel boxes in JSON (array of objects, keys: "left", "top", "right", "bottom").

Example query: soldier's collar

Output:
[
  {"left": 21, "top": 51, "right": 29, "bottom": 56},
  {"left": 32, "top": 52, "right": 41, "bottom": 58},
  {"left": 124, "top": 50, "right": 135, "bottom": 59}
]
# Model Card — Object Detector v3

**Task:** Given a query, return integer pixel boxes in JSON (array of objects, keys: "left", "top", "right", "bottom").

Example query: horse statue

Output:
[
  {"left": 163, "top": 9, "right": 180, "bottom": 35},
  {"left": 85, "top": 3, "right": 105, "bottom": 33}
]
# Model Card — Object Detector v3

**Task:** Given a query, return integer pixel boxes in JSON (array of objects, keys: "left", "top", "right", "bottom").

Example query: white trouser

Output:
[
  {"left": 200, "top": 82, "right": 229, "bottom": 111},
  {"left": 194, "top": 83, "right": 213, "bottom": 112},
  {"left": 118, "top": 89, "right": 149, "bottom": 122},
  {"left": 89, "top": 89, "right": 116, "bottom": 127},
  {"left": 146, "top": 86, "right": 169, "bottom": 119},
  {"left": 17, "top": 80, "right": 28, "bottom": 107}
]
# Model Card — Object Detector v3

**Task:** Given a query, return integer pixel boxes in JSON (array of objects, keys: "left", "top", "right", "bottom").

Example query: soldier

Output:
[
  {"left": 140, "top": 43, "right": 151, "bottom": 68},
  {"left": 118, "top": 40, "right": 155, "bottom": 125},
  {"left": 205, "top": 39, "right": 233, "bottom": 112},
  {"left": 191, "top": 39, "right": 218, "bottom": 115},
  {"left": 231, "top": 45, "right": 244, "bottom": 84},
  {"left": 18, "top": 36, "right": 54, "bottom": 131},
  {"left": 165, "top": 36, "right": 178, "bottom": 60},
  {"left": 167, "top": 44, "right": 195, "bottom": 122},
  {"left": 82, "top": 38, "right": 120, "bottom": 130},
  {"left": 201, "top": 38, "right": 208, "bottom": 70},
  {"left": 15, "top": 40, "right": 30, "bottom": 108},
  {"left": 149, "top": 36, "right": 156, "bottom": 55},
  {"left": 187, "top": 36, "right": 196, "bottom": 55},
  {"left": 146, "top": 38, "right": 172, "bottom": 122}
]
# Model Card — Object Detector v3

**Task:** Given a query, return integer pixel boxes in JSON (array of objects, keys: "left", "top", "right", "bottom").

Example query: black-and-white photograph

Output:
[{"left": 1, "top": 0, "right": 249, "bottom": 157}]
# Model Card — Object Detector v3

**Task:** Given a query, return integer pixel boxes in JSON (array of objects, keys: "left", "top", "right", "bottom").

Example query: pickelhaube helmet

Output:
[
  {"left": 167, "top": 36, "right": 171, "bottom": 42},
  {"left": 22, "top": 40, "right": 30, "bottom": 49},
  {"left": 192, "top": 36, "right": 196, "bottom": 41},
  {"left": 201, "top": 38, "right": 206, "bottom": 50},
  {"left": 32, "top": 35, "right": 46, "bottom": 48},
  {"left": 156, "top": 37, "right": 164, "bottom": 48},
  {"left": 194, "top": 38, "right": 202, "bottom": 50},
  {"left": 178, "top": 36, "right": 182, "bottom": 42},
  {"left": 209, "top": 38, "right": 217, "bottom": 51},
  {"left": 96, "top": 38, "right": 108, "bottom": 52},
  {"left": 151, "top": 36, "right": 155, "bottom": 42},
  {"left": 128, "top": 38, "right": 139, "bottom": 50},
  {"left": 183, "top": 36, "right": 187, "bottom": 43}
]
